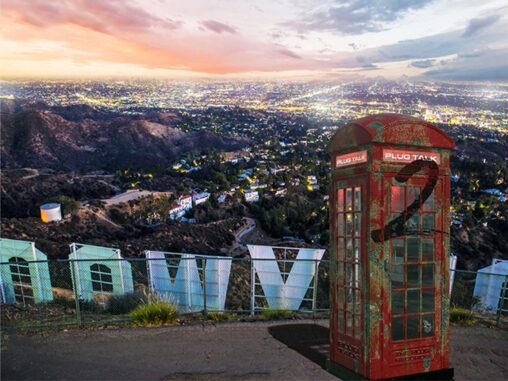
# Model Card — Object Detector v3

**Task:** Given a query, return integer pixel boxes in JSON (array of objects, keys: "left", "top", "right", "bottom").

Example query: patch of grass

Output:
[
  {"left": 129, "top": 294, "right": 179, "bottom": 326},
  {"left": 205, "top": 311, "right": 234, "bottom": 322},
  {"left": 260, "top": 308, "right": 292, "bottom": 320},
  {"left": 106, "top": 292, "right": 147, "bottom": 315},
  {"left": 450, "top": 306, "right": 476, "bottom": 325}
]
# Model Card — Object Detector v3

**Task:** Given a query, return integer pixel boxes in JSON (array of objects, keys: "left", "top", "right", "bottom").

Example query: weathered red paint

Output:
[{"left": 329, "top": 114, "right": 455, "bottom": 380}]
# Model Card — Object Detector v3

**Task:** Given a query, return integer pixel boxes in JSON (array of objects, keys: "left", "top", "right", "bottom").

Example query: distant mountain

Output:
[{"left": 0, "top": 100, "right": 250, "bottom": 171}]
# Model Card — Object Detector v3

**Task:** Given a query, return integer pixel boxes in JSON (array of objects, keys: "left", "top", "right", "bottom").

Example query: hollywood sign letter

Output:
[
  {"left": 146, "top": 251, "right": 231, "bottom": 312},
  {"left": 247, "top": 244, "right": 325, "bottom": 310}
]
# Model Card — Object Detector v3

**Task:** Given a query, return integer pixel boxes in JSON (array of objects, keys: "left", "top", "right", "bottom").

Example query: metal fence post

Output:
[
  {"left": 203, "top": 258, "right": 207, "bottom": 315},
  {"left": 496, "top": 275, "right": 507, "bottom": 327},
  {"left": 312, "top": 259, "right": 319, "bottom": 312},
  {"left": 250, "top": 258, "right": 255, "bottom": 316},
  {"left": 69, "top": 259, "right": 82, "bottom": 327}
]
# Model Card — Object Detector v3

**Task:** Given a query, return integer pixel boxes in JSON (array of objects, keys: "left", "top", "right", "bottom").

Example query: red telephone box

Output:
[{"left": 328, "top": 114, "right": 455, "bottom": 380}]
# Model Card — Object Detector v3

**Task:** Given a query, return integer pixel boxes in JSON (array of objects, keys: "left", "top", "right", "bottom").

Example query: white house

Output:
[
  {"left": 473, "top": 259, "right": 508, "bottom": 313},
  {"left": 178, "top": 195, "right": 193, "bottom": 210},
  {"left": 193, "top": 192, "right": 210, "bottom": 205},
  {"left": 244, "top": 189, "right": 259, "bottom": 203}
]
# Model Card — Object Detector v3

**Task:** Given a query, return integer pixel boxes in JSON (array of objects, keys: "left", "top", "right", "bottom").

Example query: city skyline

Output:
[{"left": 1, "top": 0, "right": 507, "bottom": 81}]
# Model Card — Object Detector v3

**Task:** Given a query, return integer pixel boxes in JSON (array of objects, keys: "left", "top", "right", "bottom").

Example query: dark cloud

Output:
[
  {"left": 200, "top": 20, "right": 237, "bottom": 34},
  {"left": 423, "top": 48, "right": 508, "bottom": 81},
  {"left": 276, "top": 48, "right": 302, "bottom": 59},
  {"left": 290, "top": 0, "right": 434, "bottom": 35},
  {"left": 409, "top": 59, "right": 435, "bottom": 68},
  {"left": 462, "top": 14, "right": 501, "bottom": 37}
]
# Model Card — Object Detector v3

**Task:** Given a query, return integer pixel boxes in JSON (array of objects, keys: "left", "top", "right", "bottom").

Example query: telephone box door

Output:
[
  {"left": 331, "top": 176, "right": 366, "bottom": 373},
  {"left": 382, "top": 174, "right": 446, "bottom": 377}
]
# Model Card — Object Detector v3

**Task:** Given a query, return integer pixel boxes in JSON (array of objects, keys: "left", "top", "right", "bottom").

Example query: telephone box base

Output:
[{"left": 326, "top": 360, "right": 454, "bottom": 381}]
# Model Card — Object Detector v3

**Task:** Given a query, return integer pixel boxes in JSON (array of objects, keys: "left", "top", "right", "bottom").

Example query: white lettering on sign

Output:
[
  {"left": 336, "top": 150, "right": 368, "bottom": 168},
  {"left": 383, "top": 149, "right": 440, "bottom": 165}
]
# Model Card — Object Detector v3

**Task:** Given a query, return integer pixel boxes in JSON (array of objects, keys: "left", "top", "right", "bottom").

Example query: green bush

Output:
[
  {"left": 205, "top": 311, "right": 234, "bottom": 322},
  {"left": 129, "top": 294, "right": 179, "bottom": 325},
  {"left": 106, "top": 292, "right": 147, "bottom": 315},
  {"left": 260, "top": 308, "right": 292, "bottom": 320},
  {"left": 450, "top": 307, "right": 476, "bottom": 325}
]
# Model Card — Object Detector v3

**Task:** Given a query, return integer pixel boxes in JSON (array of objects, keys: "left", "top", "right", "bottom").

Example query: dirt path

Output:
[{"left": 2, "top": 321, "right": 506, "bottom": 381}]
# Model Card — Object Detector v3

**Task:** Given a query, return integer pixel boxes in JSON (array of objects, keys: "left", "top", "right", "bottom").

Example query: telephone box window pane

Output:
[
  {"left": 393, "top": 240, "right": 405, "bottom": 263},
  {"left": 392, "top": 291, "right": 405, "bottom": 315},
  {"left": 422, "top": 214, "right": 435, "bottom": 233},
  {"left": 345, "top": 238, "right": 353, "bottom": 260},
  {"left": 407, "top": 316, "right": 420, "bottom": 339},
  {"left": 337, "top": 213, "right": 345, "bottom": 237},
  {"left": 354, "top": 289, "right": 361, "bottom": 312},
  {"left": 422, "top": 290, "right": 435, "bottom": 312},
  {"left": 406, "top": 214, "right": 420, "bottom": 235},
  {"left": 354, "top": 239, "right": 361, "bottom": 261},
  {"left": 392, "top": 265, "right": 404, "bottom": 289},
  {"left": 354, "top": 187, "right": 361, "bottom": 211},
  {"left": 407, "top": 187, "right": 420, "bottom": 208},
  {"left": 345, "top": 263, "right": 353, "bottom": 287},
  {"left": 423, "top": 192, "right": 435, "bottom": 211},
  {"left": 391, "top": 186, "right": 404, "bottom": 212},
  {"left": 354, "top": 263, "right": 360, "bottom": 288},
  {"left": 392, "top": 317, "right": 405, "bottom": 341},
  {"left": 337, "top": 285, "right": 345, "bottom": 305},
  {"left": 422, "top": 264, "right": 434, "bottom": 287},
  {"left": 346, "top": 189, "right": 353, "bottom": 211},
  {"left": 346, "top": 288, "right": 354, "bottom": 309},
  {"left": 354, "top": 214, "right": 361, "bottom": 236},
  {"left": 346, "top": 313, "right": 353, "bottom": 334},
  {"left": 354, "top": 317, "right": 361, "bottom": 339},
  {"left": 337, "top": 310, "right": 344, "bottom": 332},
  {"left": 422, "top": 239, "right": 434, "bottom": 262},
  {"left": 407, "top": 289, "right": 420, "bottom": 314},
  {"left": 407, "top": 265, "right": 420, "bottom": 288},
  {"left": 345, "top": 214, "right": 353, "bottom": 235},
  {"left": 407, "top": 238, "right": 420, "bottom": 262},
  {"left": 337, "top": 238, "right": 344, "bottom": 261},
  {"left": 422, "top": 315, "right": 434, "bottom": 337},
  {"left": 337, "top": 189, "right": 344, "bottom": 212}
]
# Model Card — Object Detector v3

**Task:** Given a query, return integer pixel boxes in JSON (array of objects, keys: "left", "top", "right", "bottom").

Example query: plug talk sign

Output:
[{"left": 383, "top": 149, "right": 440, "bottom": 165}]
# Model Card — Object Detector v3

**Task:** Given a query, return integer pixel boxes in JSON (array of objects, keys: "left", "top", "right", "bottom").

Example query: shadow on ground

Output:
[{"left": 268, "top": 323, "right": 330, "bottom": 369}]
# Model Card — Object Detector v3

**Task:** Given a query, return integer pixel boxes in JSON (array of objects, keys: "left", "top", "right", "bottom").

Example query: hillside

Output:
[{"left": 0, "top": 100, "right": 250, "bottom": 171}]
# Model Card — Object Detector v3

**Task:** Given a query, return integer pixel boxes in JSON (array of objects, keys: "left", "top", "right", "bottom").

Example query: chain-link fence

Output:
[
  {"left": 2, "top": 258, "right": 506, "bottom": 330},
  {"left": 0, "top": 256, "right": 330, "bottom": 330}
]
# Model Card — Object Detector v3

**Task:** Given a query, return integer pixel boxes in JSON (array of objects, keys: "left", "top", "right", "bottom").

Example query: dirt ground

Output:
[{"left": 1, "top": 320, "right": 507, "bottom": 381}]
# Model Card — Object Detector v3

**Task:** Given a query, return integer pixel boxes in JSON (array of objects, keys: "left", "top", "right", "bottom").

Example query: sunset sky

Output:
[{"left": 1, "top": 0, "right": 507, "bottom": 80}]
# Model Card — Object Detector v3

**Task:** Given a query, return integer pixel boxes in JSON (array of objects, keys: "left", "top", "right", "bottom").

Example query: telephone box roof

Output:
[{"left": 329, "top": 113, "right": 455, "bottom": 152}]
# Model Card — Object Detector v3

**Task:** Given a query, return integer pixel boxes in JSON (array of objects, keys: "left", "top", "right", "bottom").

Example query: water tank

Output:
[{"left": 40, "top": 203, "right": 62, "bottom": 223}]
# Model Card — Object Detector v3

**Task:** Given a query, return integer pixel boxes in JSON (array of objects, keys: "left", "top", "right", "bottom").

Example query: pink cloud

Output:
[{"left": 200, "top": 20, "right": 237, "bottom": 34}]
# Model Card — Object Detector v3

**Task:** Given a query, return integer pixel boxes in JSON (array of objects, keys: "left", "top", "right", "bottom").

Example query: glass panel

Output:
[
  {"left": 354, "top": 263, "right": 360, "bottom": 288},
  {"left": 345, "top": 313, "right": 353, "bottom": 334},
  {"left": 422, "top": 314, "right": 434, "bottom": 337},
  {"left": 422, "top": 290, "right": 435, "bottom": 312},
  {"left": 346, "top": 288, "right": 353, "bottom": 310},
  {"left": 422, "top": 214, "right": 434, "bottom": 233},
  {"left": 354, "top": 187, "right": 361, "bottom": 211},
  {"left": 337, "top": 213, "right": 344, "bottom": 237},
  {"left": 392, "top": 317, "right": 405, "bottom": 341},
  {"left": 345, "top": 214, "right": 353, "bottom": 235},
  {"left": 407, "top": 187, "right": 420, "bottom": 208},
  {"left": 346, "top": 189, "right": 353, "bottom": 211},
  {"left": 407, "top": 315, "right": 420, "bottom": 339},
  {"left": 337, "top": 260, "right": 344, "bottom": 283},
  {"left": 393, "top": 240, "right": 405, "bottom": 263},
  {"left": 391, "top": 186, "right": 404, "bottom": 211},
  {"left": 406, "top": 214, "right": 420, "bottom": 235},
  {"left": 337, "top": 285, "right": 345, "bottom": 305},
  {"left": 407, "top": 265, "right": 420, "bottom": 288},
  {"left": 337, "top": 309, "right": 344, "bottom": 332},
  {"left": 407, "top": 238, "right": 420, "bottom": 262},
  {"left": 345, "top": 263, "right": 352, "bottom": 287},
  {"left": 392, "top": 291, "right": 405, "bottom": 315},
  {"left": 422, "top": 192, "right": 434, "bottom": 211},
  {"left": 91, "top": 272, "right": 101, "bottom": 281},
  {"left": 354, "top": 289, "right": 361, "bottom": 313},
  {"left": 345, "top": 238, "right": 353, "bottom": 260},
  {"left": 392, "top": 265, "right": 404, "bottom": 288},
  {"left": 354, "top": 316, "right": 361, "bottom": 339},
  {"left": 354, "top": 213, "right": 361, "bottom": 236},
  {"left": 422, "top": 239, "right": 434, "bottom": 262},
  {"left": 337, "top": 189, "right": 344, "bottom": 212},
  {"left": 354, "top": 239, "right": 361, "bottom": 262},
  {"left": 407, "top": 289, "right": 420, "bottom": 313},
  {"left": 422, "top": 264, "right": 434, "bottom": 286},
  {"left": 102, "top": 274, "right": 113, "bottom": 283}
]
